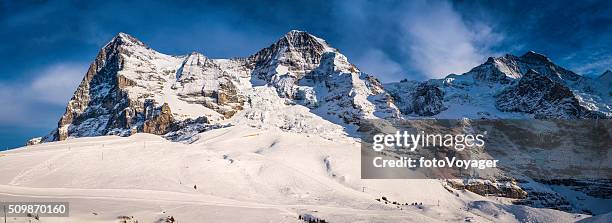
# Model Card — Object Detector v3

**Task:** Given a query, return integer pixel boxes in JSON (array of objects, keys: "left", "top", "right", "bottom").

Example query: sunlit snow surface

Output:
[{"left": 0, "top": 126, "right": 595, "bottom": 223}]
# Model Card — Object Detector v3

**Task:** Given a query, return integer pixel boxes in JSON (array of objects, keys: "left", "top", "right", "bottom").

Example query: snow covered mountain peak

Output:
[
  {"left": 599, "top": 69, "right": 612, "bottom": 82},
  {"left": 247, "top": 30, "right": 336, "bottom": 83},
  {"left": 461, "top": 51, "right": 583, "bottom": 85},
  {"left": 252, "top": 30, "right": 335, "bottom": 59},
  {"left": 105, "top": 32, "right": 150, "bottom": 51},
  {"left": 386, "top": 51, "right": 611, "bottom": 119},
  {"left": 38, "top": 31, "right": 399, "bottom": 143},
  {"left": 281, "top": 29, "right": 334, "bottom": 52},
  {"left": 31, "top": 27, "right": 609, "bottom": 145},
  {"left": 17, "top": 31, "right": 611, "bottom": 220},
  {"left": 519, "top": 51, "right": 553, "bottom": 64}
]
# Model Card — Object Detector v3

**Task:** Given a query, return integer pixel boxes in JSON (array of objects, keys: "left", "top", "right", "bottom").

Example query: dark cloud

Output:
[{"left": 0, "top": 0, "right": 610, "bottom": 149}]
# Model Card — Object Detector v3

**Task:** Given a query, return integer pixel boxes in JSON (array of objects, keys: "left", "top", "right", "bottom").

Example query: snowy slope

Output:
[{"left": 0, "top": 128, "right": 588, "bottom": 223}]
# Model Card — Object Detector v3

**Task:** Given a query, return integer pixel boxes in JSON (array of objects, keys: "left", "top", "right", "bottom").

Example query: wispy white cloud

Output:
[
  {"left": 332, "top": 0, "right": 503, "bottom": 80},
  {"left": 354, "top": 49, "right": 403, "bottom": 83},
  {"left": 29, "top": 63, "right": 87, "bottom": 105},
  {"left": 399, "top": 1, "right": 502, "bottom": 78},
  {"left": 0, "top": 62, "right": 86, "bottom": 127}
]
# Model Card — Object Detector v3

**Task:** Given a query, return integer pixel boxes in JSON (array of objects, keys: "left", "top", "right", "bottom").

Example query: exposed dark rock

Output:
[
  {"left": 447, "top": 180, "right": 527, "bottom": 199},
  {"left": 468, "top": 56, "right": 516, "bottom": 84},
  {"left": 496, "top": 70, "right": 597, "bottom": 119},
  {"left": 386, "top": 82, "right": 445, "bottom": 116},
  {"left": 248, "top": 30, "right": 329, "bottom": 79},
  {"left": 25, "top": 137, "right": 42, "bottom": 146},
  {"left": 411, "top": 83, "right": 446, "bottom": 116},
  {"left": 173, "top": 52, "right": 245, "bottom": 118},
  {"left": 143, "top": 103, "right": 174, "bottom": 135},
  {"left": 54, "top": 33, "right": 138, "bottom": 141}
]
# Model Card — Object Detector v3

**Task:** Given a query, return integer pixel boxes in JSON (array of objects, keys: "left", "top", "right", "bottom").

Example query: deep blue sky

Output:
[{"left": 1, "top": 0, "right": 611, "bottom": 149}]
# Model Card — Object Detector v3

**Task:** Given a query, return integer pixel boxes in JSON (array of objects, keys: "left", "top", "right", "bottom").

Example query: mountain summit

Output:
[
  {"left": 385, "top": 51, "right": 610, "bottom": 119},
  {"left": 35, "top": 31, "right": 610, "bottom": 144},
  {"left": 44, "top": 31, "right": 399, "bottom": 143}
]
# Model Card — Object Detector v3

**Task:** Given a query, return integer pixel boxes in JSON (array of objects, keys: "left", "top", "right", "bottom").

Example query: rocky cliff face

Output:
[
  {"left": 496, "top": 70, "right": 598, "bottom": 119},
  {"left": 248, "top": 30, "right": 332, "bottom": 94},
  {"left": 496, "top": 70, "right": 574, "bottom": 117},
  {"left": 389, "top": 82, "right": 445, "bottom": 116},
  {"left": 42, "top": 30, "right": 398, "bottom": 143},
  {"left": 53, "top": 33, "right": 173, "bottom": 141},
  {"left": 172, "top": 52, "right": 245, "bottom": 118},
  {"left": 37, "top": 31, "right": 610, "bottom": 144},
  {"left": 142, "top": 102, "right": 174, "bottom": 135},
  {"left": 467, "top": 51, "right": 582, "bottom": 84},
  {"left": 385, "top": 52, "right": 611, "bottom": 119}
]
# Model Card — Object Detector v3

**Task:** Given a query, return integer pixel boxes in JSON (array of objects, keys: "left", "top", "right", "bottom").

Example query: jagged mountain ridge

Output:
[
  {"left": 386, "top": 51, "right": 611, "bottom": 119},
  {"left": 45, "top": 30, "right": 399, "bottom": 142},
  {"left": 38, "top": 31, "right": 610, "bottom": 143}
]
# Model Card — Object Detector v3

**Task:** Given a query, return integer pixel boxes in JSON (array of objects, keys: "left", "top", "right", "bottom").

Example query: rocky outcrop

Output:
[
  {"left": 248, "top": 30, "right": 331, "bottom": 83},
  {"left": 173, "top": 52, "right": 244, "bottom": 119},
  {"left": 25, "top": 137, "right": 42, "bottom": 146},
  {"left": 410, "top": 83, "right": 445, "bottom": 116},
  {"left": 385, "top": 81, "right": 445, "bottom": 116},
  {"left": 54, "top": 33, "right": 145, "bottom": 141},
  {"left": 447, "top": 179, "right": 527, "bottom": 199},
  {"left": 496, "top": 70, "right": 594, "bottom": 119},
  {"left": 465, "top": 51, "right": 583, "bottom": 84},
  {"left": 143, "top": 103, "right": 174, "bottom": 135},
  {"left": 117, "top": 75, "right": 136, "bottom": 88}
]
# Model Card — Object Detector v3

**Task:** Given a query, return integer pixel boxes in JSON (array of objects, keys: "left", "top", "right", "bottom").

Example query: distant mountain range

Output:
[{"left": 28, "top": 30, "right": 609, "bottom": 145}]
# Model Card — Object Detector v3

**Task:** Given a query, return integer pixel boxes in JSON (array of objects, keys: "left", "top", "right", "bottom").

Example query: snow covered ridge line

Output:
[
  {"left": 384, "top": 52, "right": 611, "bottom": 120},
  {"left": 27, "top": 30, "right": 610, "bottom": 145},
  {"left": 24, "top": 30, "right": 399, "bottom": 145}
]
